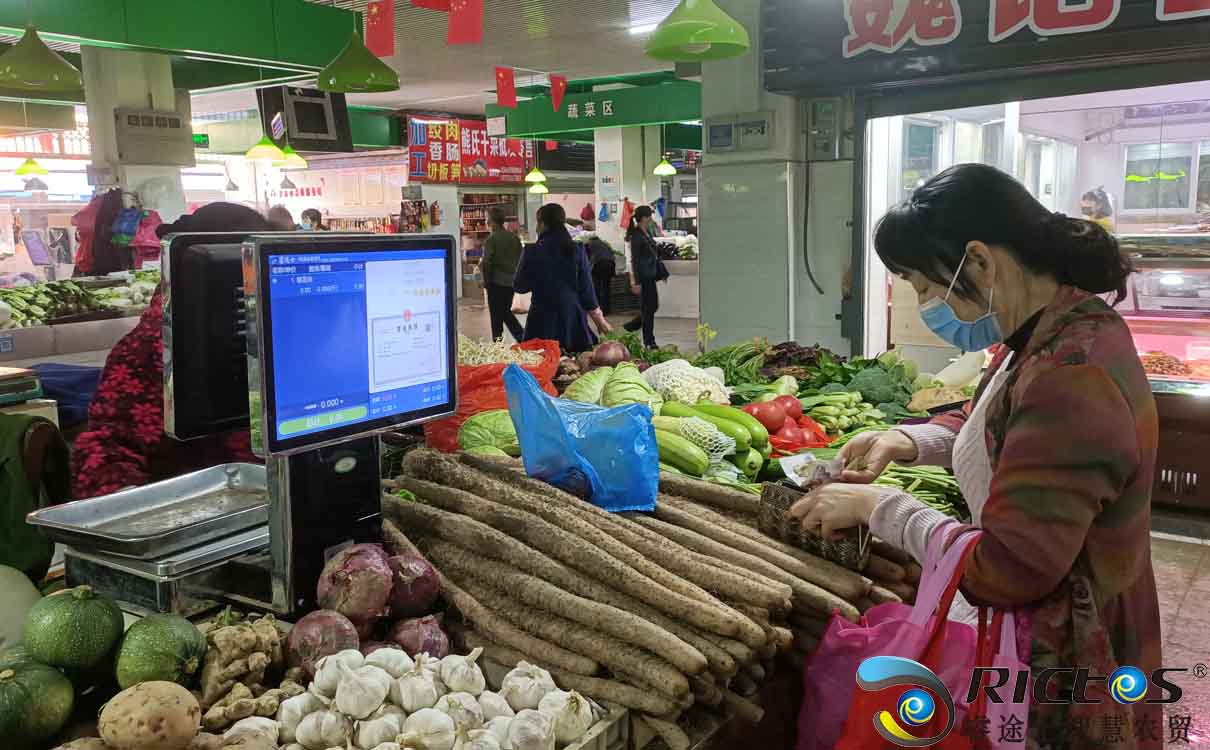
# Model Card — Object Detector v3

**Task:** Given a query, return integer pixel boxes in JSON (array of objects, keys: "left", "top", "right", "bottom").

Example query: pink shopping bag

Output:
[{"left": 797, "top": 527, "right": 981, "bottom": 750}]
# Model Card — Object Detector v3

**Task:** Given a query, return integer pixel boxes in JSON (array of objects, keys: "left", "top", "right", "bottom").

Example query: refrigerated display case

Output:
[{"left": 1117, "top": 234, "right": 1210, "bottom": 512}]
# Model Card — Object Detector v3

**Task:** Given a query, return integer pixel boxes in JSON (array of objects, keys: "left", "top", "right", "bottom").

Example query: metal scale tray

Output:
[{"left": 28, "top": 463, "right": 268, "bottom": 559}]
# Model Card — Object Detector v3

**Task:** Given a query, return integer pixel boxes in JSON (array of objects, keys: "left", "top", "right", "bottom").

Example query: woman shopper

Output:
[
  {"left": 790, "top": 164, "right": 1159, "bottom": 750},
  {"left": 624, "top": 205, "right": 667, "bottom": 349},
  {"left": 513, "top": 203, "right": 611, "bottom": 353},
  {"left": 301, "top": 208, "right": 327, "bottom": 231},
  {"left": 480, "top": 206, "right": 524, "bottom": 342}
]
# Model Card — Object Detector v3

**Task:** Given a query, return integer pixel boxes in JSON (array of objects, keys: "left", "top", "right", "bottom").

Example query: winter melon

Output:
[
  {"left": 23, "top": 585, "right": 124, "bottom": 670},
  {"left": 0, "top": 566, "right": 41, "bottom": 651},
  {"left": 0, "top": 660, "right": 75, "bottom": 748},
  {"left": 114, "top": 614, "right": 207, "bottom": 689}
]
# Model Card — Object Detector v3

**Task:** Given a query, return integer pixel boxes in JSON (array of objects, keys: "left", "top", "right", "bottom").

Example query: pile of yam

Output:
[{"left": 382, "top": 449, "right": 919, "bottom": 746}]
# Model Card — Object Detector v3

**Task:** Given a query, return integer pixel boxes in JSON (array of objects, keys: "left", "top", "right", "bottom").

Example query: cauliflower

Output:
[{"left": 643, "top": 360, "right": 729, "bottom": 405}]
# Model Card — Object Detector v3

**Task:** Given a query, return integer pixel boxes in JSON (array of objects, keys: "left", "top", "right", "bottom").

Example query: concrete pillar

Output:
[
  {"left": 82, "top": 47, "right": 187, "bottom": 222},
  {"left": 592, "top": 125, "right": 663, "bottom": 266}
]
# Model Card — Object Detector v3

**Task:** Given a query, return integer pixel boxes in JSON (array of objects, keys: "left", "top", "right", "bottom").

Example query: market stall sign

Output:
[
  {"left": 484, "top": 80, "right": 701, "bottom": 140},
  {"left": 764, "top": 0, "right": 1210, "bottom": 94},
  {"left": 406, "top": 117, "right": 531, "bottom": 184}
]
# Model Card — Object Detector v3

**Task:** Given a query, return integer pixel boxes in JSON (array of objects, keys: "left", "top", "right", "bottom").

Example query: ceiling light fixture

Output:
[
  {"left": 14, "top": 157, "right": 47, "bottom": 176},
  {"left": 280, "top": 175, "right": 297, "bottom": 191},
  {"left": 274, "top": 145, "right": 308, "bottom": 169},
  {"left": 225, "top": 178, "right": 239, "bottom": 192},
  {"left": 646, "top": 0, "right": 751, "bottom": 62},
  {"left": 524, "top": 167, "right": 547, "bottom": 183},
  {"left": 318, "top": 30, "right": 400, "bottom": 93},
  {"left": 22, "top": 176, "right": 47, "bottom": 190},
  {"left": 653, "top": 158, "right": 677, "bottom": 177},
  {"left": 245, "top": 135, "right": 286, "bottom": 162},
  {"left": 629, "top": 23, "right": 659, "bottom": 35},
  {"left": 0, "top": 26, "right": 83, "bottom": 94},
  {"left": 528, "top": 182, "right": 549, "bottom": 194}
]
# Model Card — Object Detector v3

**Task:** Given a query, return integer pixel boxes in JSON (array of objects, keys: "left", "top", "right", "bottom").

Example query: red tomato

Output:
[
  {"left": 743, "top": 401, "right": 787, "bottom": 433},
  {"left": 776, "top": 421, "right": 807, "bottom": 445},
  {"left": 773, "top": 395, "right": 803, "bottom": 421}
]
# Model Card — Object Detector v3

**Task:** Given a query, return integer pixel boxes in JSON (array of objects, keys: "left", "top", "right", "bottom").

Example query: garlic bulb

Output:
[
  {"left": 453, "top": 728, "right": 501, "bottom": 750},
  {"left": 436, "top": 691, "right": 484, "bottom": 730},
  {"left": 336, "top": 662, "right": 395, "bottom": 719},
  {"left": 371, "top": 745, "right": 402, "bottom": 750},
  {"left": 537, "top": 690, "right": 593, "bottom": 744},
  {"left": 224, "top": 716, "right": 280, "bottom": 746},
  {"left": 483, "top": 717, "right": 513, "bottom": 750},
  {"left": 313, "top": 649, "right": 366, "bottom": 698},
  {"left": 354, "top": 704, "right": 406, "bottom": 749},
  {"left": 499, "top": 663, "right": 556, "bottom": 712},
  {"left": 394, "top": 661, "right": 446, "bottom": 712},
  {"left": 414, "top": 652, "right": 443, "bottom": 677},
  {"left": 478, "top": 691, "right": 514, "bottom": 722},
  {"left": 278, "top": 691, "right": 327, "bottom": 743},
  {"left": 398, "top": 708, "right": 457, "bottom": 750},
  {"left": 366, "top": 647, "right": 416, "bottom": 679},
  {"left": 295, "top": 710, "right": 352, "bottom": 750},
  {"left": 440, "top": 648, "right": 486, "bottom": 696},
  {"left": 283, "top": 745, "right": 306, "bottom": 750},
  {"left": 506, "top": 710, "right": 554, "bottom": 750}
]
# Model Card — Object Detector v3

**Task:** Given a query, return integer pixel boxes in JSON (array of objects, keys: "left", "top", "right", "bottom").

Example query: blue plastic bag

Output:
[{"left": 503, "top": 364, "right": 658, "bottom": 512}]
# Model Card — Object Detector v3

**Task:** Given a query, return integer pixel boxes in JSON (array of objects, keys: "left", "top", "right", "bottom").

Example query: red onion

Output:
[
  {"left": 387, "top": 553, "right": 441, "bottom": 618},
  {"left": 361, "top": 641, "right": 402, "bottom": 656},
  {"left": 317, "top": 543, "right": 393, "bottom": 624},
  {"left": 389, "top": 614, "right": 449, "bottom": 658},
  {"left": 591, "top": 341, "right": 629, "bottom": 367},
  {"left": 353, "top": 616, "right": 378, "bottom": 641},
  {"left": 635, "top": 360, "right": 651, "bottom": 372},
  {"left": 285, "top": 609, "right": 359, "bottom": 678}
]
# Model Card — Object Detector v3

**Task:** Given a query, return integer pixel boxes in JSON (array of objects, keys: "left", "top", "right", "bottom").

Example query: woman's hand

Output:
[
  {"left": 590, "top": 309, "right": 612, "bottom": 334},
  {"left": 838, "top": 430, "right": 919, "bottom": 483},
  {"left": 630, "top": 280, "right": 641, "bottom": 296},
  {"left": 788, "top": 483, "right": 886, "bottom": 540}
]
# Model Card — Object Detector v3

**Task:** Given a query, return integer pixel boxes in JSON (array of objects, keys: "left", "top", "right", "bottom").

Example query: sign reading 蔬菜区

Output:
[
  {"left": 407, "top": 117, "right": 531, "bottom": 185},
  {"left": 763, "top": 0, "right": 1210, "bottom": 94}
]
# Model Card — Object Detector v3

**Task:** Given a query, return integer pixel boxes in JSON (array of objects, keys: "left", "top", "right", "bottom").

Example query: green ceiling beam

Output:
[{"left": 513, "top": 70, "right": 681, "bottom": 98}]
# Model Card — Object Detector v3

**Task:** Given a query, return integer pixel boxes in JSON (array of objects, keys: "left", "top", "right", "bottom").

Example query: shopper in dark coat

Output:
[
  {"left": 624, "top": 205, "right": 667, "bottom": 349},
  {"left": 514, "top": 204, "right": 611, "bottom": 354},
  {"left": 586, "top": 235, "right": 616, "bottom": 316},
  {"left": 480, "top": 207, "right": 524, "bottom": 342}
]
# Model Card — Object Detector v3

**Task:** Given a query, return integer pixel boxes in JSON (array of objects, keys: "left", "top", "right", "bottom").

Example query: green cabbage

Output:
[
  {"left": 465, "top": 445, "right": 510, "bottom": 458},
  {"left": 563, "top": 366, "right": 614, "bottom": 404},
  {"left": 602, "top": 362, "right": 664, "bottom": 414},
  {"left": 458, "top": 409, "right": 520, "bottom": 455}
]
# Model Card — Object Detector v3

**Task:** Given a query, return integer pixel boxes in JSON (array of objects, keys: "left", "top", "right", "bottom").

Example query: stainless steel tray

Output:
[{"left": 29, "top": 464, "right": 267, "bottom": 559}]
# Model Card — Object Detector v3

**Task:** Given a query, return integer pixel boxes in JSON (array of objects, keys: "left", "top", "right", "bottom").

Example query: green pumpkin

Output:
[
  {"left": 0, "top": 661, "right": 75, "bottom": 748},
  {"left": 23, "top": 585, "right": 124, "bottom": 670},
  {"left": 114, "top": 614, "right": 207, "bottom": 689}
]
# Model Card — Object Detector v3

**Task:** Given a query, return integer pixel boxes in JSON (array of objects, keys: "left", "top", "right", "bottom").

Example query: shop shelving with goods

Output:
[
  {"left": 326, "top": 216, "right": 396, "bottom": 233},
  {"left": 459, "top": 193, "right": 520, "bottom": 299}
]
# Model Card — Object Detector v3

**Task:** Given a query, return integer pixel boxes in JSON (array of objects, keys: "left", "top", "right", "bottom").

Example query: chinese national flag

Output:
[
  {"left": 495, "top": 66, "right": 517, "bottom": 109},
  {"left": 365, "top": 0, "right": 395, "bottom": 57},
  {"left": 410, "top": 0, "right": 450, "bottom": 9},
  {"left": 448, "top": 0, "right": 484, "bottom": 45},
  {"left": 550, "top": 75, "right": 567, "bottom": 112},
  {"left": 545, "top": 141, "right": 558, "bottom": 151}
]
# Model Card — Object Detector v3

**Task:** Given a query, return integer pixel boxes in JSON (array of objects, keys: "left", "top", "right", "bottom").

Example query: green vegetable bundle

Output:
[
  {"left": 692, "top": 338, "right": 768, "bottom": 386},
  {"left": 799, "top": 392, "right": 885, "bottom": 434},
  {"left": 807, "top": 447, "right": 969, "bottom": 519},
  {"left": 0, "top": 280, "right": 103, "bottom": 329}
]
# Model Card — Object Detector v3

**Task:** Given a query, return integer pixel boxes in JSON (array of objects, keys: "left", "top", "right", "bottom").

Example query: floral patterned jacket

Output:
[
  {"left": 72, "top": 289, "right": 258, "bottom": 499},
  {"left": 932, "top": 286, "right": 1161, "bottom": 749}
]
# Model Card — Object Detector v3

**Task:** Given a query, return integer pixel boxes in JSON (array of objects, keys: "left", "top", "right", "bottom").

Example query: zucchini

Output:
[
  {"left": 661, "top": 402, "right": 751, "bottom": 452},
  {"left": 659, "top": 462, "right": 684, "bottom": 475},
  {"left": 655, "top": 429, "right": 710, "bottom": 477},
  {"left": 728, "top": 447, "right": 764, "bottom": 480},
  {"left": 651, "top": 416, "right": 685, "bottom": 434},
  {"left": 692, "top": 402, "right": 769, "bottom": 447}
]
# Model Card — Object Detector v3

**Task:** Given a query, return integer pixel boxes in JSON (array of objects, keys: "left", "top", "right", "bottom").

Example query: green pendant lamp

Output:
[
  {"left": 0, "top": 26, "right": 83, "bottom": 93},
  {"left": 14, "top": 157, "right": 47, "bottom": 176},
  {"left": 245, "top": 135, "right": 286, "bottom": 162},
  {"left": 318, "top": 30, "right": 400, "bottom": 93},
  {"left": 274, "top": 145, "right": 308, "bottom": 169},
  {"left": 528, "top": 182, "right": 549, "bottom": 195},
  {"left": 524, "top": 167, "right": 547, "bottom": 183},
  {"left": 646, "top": 0, "right": 751, "bottom": 62},
  {"left": 653, "top": 158, "right": 677, "bottom": 177}
]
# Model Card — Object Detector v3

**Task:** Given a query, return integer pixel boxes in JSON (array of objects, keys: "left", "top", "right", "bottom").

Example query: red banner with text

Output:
[{"left": 407, "top": 116, "right": 531, "bottom": 184}]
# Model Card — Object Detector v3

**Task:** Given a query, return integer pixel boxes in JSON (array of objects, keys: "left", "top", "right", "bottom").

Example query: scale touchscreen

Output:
[{"left": 266, "top": 248, "right": 450, "bottom": 441}]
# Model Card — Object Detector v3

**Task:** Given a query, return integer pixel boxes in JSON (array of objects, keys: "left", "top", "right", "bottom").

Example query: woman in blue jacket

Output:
[{"left": 514, "top": 204, "right": 611, "bottom": 353}]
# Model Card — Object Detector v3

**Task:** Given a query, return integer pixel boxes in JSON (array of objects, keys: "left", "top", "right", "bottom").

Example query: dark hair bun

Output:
[{"left": 1047, "top": 214, "right": 1133, "bottom": 302}]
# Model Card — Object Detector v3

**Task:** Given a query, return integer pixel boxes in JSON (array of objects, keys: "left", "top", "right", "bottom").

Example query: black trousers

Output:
[
  {"left": 592, "top": 261, "right": 615, "bottom": 315},
  {"left": 624, "top": 279, "right": 659, "bottom": 348},
  {"left": 486, "top": 283, "right": 524, "bottom": 342}
]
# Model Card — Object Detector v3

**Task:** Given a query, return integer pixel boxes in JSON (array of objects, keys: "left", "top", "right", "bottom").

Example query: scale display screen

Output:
[{"left": 256, "top": 236, "right": 457, "bottom": 454}]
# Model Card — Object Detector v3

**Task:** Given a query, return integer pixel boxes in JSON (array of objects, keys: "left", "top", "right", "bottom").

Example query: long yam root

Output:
[
  {"left": 639, "top": 714, "right": 691, "bottom": 750},
  {"left": 865, "top": 554, "right": 907, "bottom": 582},
  {"left": 722, "top": 688, "right": 765, "bottom": 724},
  {"left": 658, "top": 472, "right": 762, "bottom": 515}
]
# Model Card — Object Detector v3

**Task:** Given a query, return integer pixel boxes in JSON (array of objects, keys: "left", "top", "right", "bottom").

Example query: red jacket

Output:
[{"left": 72, "top": 289, "right": 258, "bottom": 499}]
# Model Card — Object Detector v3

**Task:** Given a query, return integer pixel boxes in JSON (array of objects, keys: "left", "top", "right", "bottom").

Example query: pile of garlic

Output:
[
  {"left": 483, "top": 662, "right": 603, "bottom": 750},
  {"left": 279, "top": 648, "right": 502, "bottom": 750}
]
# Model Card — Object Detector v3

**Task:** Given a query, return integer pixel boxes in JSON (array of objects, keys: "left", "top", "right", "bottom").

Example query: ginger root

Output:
[
  {"left": 200, "top": 614, "right": 284, "bottom": 708},
  {"left": 202, "top": 681, "right": 305, "bottom": 731}
]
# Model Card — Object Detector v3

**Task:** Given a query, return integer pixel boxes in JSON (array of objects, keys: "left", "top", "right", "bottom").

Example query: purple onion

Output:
[
  {"left": 317, "top": 543, "right": 393, "bottom": 624},
  {"left": 285, "top": 609, "right": 359, "bottom": 678},
  {"left": 388, "top": 553, "right": 441, "bottom": 618},
  {"left": 389, "top": 614, "right": 449, "bottom": 658}
]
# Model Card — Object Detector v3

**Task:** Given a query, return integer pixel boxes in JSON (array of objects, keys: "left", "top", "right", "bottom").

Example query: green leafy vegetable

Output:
[
  {"left": 563, "top": 366, "right": 614, "bottom": 404},
  {"left": 458, "top": 409, "right": 521, "bottom": 455},
  {"left": 602, "top": 362, "right": 664, "bottom": 413}
]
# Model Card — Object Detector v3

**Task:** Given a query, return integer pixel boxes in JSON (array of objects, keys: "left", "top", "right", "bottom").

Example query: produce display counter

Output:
[{"left": 658, "top": 260, "right": 699, "bottom": 320}]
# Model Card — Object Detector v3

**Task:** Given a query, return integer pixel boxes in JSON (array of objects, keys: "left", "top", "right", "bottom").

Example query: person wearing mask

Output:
[
  {"left": 72, "top": 203, "right": 275, "bottom": 499},
  {"left": 301, "top": 208, "right": 327, "bottom": 231},
  {"left": 624, "top": 205, "right": 667, "bottom": 349},
  {"left": 480, "top": 207, "right": 524, "bottom": 342},
  {"left": 513, "top": 203, "right": 611, "bottom": 353},
  {"left": 1080, "top": 186, "right": 1115, "bottom": 233},
  {"left": 789, "top": 164, "right": 1159, "bottom": 749},
  {"left": 267, "top": 204, "right": 295, "bottom": 231}
]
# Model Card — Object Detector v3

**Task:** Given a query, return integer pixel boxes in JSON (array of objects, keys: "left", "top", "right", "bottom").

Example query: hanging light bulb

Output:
[
  {"left": 318, "top": 30, "right": 400, "bottom": 93},
  {"left": 524, "top": 166, "right": 547, "bottom": 183},
  {"left": 280, "top": 175, "right": 297, "bottom": 191},
  {"left": 528, "top": 182, "right": 549, "bottom": 195},
  {"left": 14, "top": 157, "right": 47, "bottom": 176},
  {"left": 0, "top": 26, "right": 83, "bottom": 94},
  {"left": 274, "top": 145, "right": 309, "bottom": 169},
  {"left": 653, "top": 158, "right": 677, "bottom": 177},
  {"left": 245, "top": 135, "right": 286, "bottom": 161},
  {"left": 646, "top": 0, "right": 751, "bottom": 62}
]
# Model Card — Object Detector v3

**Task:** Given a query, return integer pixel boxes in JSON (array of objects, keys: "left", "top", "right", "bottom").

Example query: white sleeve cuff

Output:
[
  {"left": 893, "top": 424, "right": 957, "bottom": 468},
  {"left": 869, "top": 490, "right": 955, "bottom": 566}
]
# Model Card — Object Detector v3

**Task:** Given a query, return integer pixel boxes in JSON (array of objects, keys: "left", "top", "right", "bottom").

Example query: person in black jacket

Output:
[
  {"left": 624, "top": 206, "right": 665, "bottom": 348},
  {"left": 585, "top": 234, "right": 616, "bottom": 316}
]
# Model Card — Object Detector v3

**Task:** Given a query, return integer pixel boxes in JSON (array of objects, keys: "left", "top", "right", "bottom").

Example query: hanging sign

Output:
[
  {"left": 485, "top": 80, "right": 700, "bottom": 139},
  {"left": 406, "top": 117, "right": 531, "bottom": 184}
]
